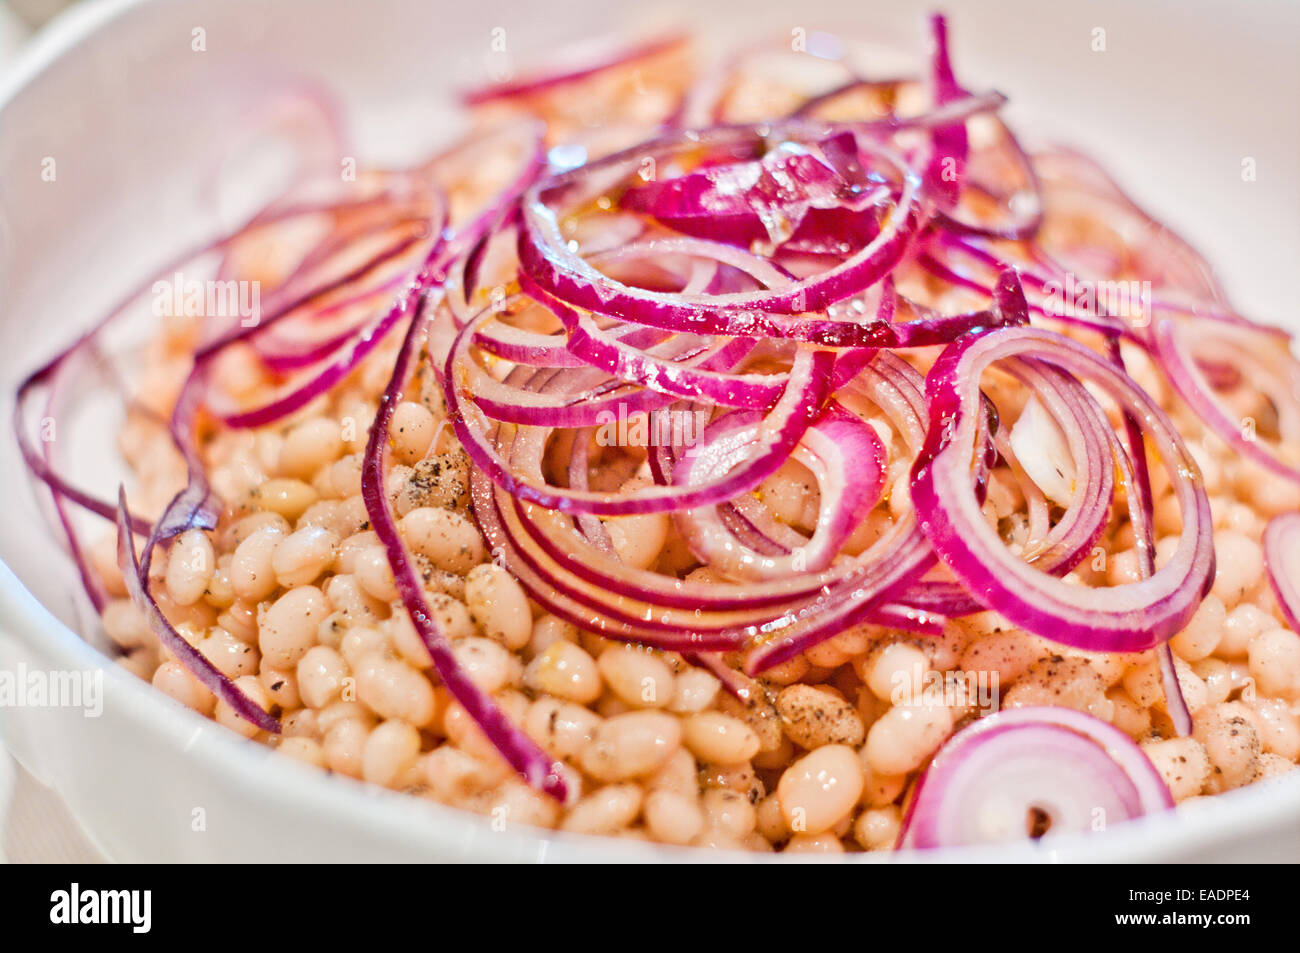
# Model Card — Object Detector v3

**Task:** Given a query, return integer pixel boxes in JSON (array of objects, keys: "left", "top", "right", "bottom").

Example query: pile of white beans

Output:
[{"left": 87, "top": 233, "right": 1300, "bottom": 854}]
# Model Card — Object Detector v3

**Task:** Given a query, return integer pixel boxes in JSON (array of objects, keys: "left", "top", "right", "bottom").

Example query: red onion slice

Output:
[
  {"left": 1264, "top": 513, "right": 1300, "bottom": 633},
  {"left": 922, "top": 13, "right": 969, "bottom": 212},
  {"left": 919, "top": 230, "right": 1127, "bottom": 337},
  {"left": 466, "top": 356, "right": 941, "bottom": 651},
  {"left": 911, "top": 321, "right": 1215, "bottom": 653},
  {"left": 497, "top": 352, "right": 927, "bottom": 604},
  {"left": 1153, "top": 314, "right": 1300, "bottom": 486},
  {"left": 214, "top": 228, "right": 436, "bottom": 428},
  {"left": 447, "top": 304, "right": 837, "bottom": 514},
  {"left": 461, "top": 287, "right": 767, "bottom": 426},
  {"left": 1033, "top": 146, "right": 1229, "bottom": 307},
  {"left": 673, "top": 402, "right": 886, "bottom": 578},
  {"left": 1105, "top": 337, "right": 1192, "bottom": 736},
  {"left": 364, "top": 309, "right": 568, "bottom": 800},
  {"left": 37, "top": 348, "right": 117, "bottom": 610},
  {"left": 12, "top": 192, "right": 397, "bottom": 539},
  {"left": 462, "top": 33, "right": 688, "bottom": 107},
  {"left": 471, "top": 469, "right": 750, "bottom": 650},
  {"left": 518, "top": 126, "right": 931, "bottom": 343},
  {"left": 934, "top": 116, "right": 1041, "bottom": 240},
  {"left": 116, "top": 490, "right": 279, "bottom": 733},
  {"left": 898, "top": 707, "right": 1173, "bottom": 849},
  {"left": 620, "top": 130, "right": 887, "bottom": 251}
]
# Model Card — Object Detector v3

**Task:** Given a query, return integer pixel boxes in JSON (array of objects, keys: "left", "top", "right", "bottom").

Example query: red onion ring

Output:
[
  {"left": 1033, "top": 146, "right": 1229, "bottom": 308},
  {"left": 517, "top": 126, "right": 935, "bottom": 344},
  {"left": 1264, "top": 513, "right": 1300, "bottom": 633},
  {"left": 447, "top": 304, "right": 837, "bottom": 515},
  {"left": 673, "top": 402, "right": 886, "bottom": 578},
  {"left": 462, "top": 33, "right": 688, "bottom": 107},
  {"left": 922, "top": 13, "right": 968, "bottom": 212},
  {"left": 911, "top": 322, "right": 1215, "bottom": 653},
  {"left": 115, "top": 489, "right": 279, "bottom": 733},
  {"left": 465, "top": 354, "right": 941, "bottom": 652},
  {"left": 363, "top": 306, "right": 568, "bottom": 798},
  {"left": 897, "top": 707, "right": 1173, "bottom": 848},
  {"left": 1152, "top": 313, "right": 1300, "bottom": 486}
]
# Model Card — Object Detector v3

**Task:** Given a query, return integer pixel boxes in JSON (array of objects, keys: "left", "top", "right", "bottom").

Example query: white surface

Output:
[
  {"left": 2, "top": 764, "right": 103, "bottom": 863},
  {"left": 0, "top": 0, "right": 1297, "bottom": 862},
  {"left": 0, "top": 747, "right": 12, "bottom": 862}
]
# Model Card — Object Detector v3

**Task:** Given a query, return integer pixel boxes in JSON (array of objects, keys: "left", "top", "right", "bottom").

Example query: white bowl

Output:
[{"left": 1, "top": 0, "right": 1297, "bottom": 862}]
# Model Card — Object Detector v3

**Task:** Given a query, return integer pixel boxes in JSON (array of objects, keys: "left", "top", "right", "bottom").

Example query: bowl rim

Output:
[{"left": 2, "top": 0, "right": 1297, "bottom": 864}]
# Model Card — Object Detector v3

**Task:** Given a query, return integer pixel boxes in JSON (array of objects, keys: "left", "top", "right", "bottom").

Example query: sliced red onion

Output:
[
  {"left": 897, "top": 707, "right": 1173, "bottom": 849},
  {"left": 673, "top": 402, "right": 886, "bottom": 578},
  {"left": 1264, "top": 513, "right": 1300, "bottom": 633},
  {"left": 460, "top": 288, "right": 766, "bottom": 425},
  {"left": 1104, "top": 337, "right": 1191, "bottom": 736},
  {"left": 543, "top": 293, "right": 795, "bottom": 411},
  {"left": 15, "top": 189, "right": 455, "bottom": 710},
  {"left": 363, "top": 305, "right": 568, "bottom": 799},
  {"left": 911, "top": 321, "right": 1215, "bottom": 652},
  {"left": 141, "top": 122, "right": 539, "bottom": 730},
  {"left": 471, "top": 468, "right": 748, "bottom": 650},
  {"left": 920, "top": 230, "right": 1127, "bottom": 337},
  {"left": 461, "top": 33, "right": 687, "bottom": 107},
  {"left": 495, "top": 467, "right": 937, "bottom": 653},
  {"left": 18, "top": 193, "right": 429, "bottom": 613},
  {"left": 518, "top": 126, "right": 932, "bottom": 343},
  {"left": 467, "top": 355, "right": 941, "bottom": 651},
  {"left": 1152, "top": 314, "right": 1300, "bottom": 486},
  {"left": 738, "top": 524, "right": 938, "bottom": 673},
  {"left": 934, "top": 116, "right": 1041, "bottom": 240},
  {"left": 922, "top": 14, "right": 968, "bottom": 212},
  {"left": 502, "top": 454, "right": 933, "bottom": 628},
  {"left": 921, "top": 15, "right": 1043, "bottom": 241},
  {"left": 500, "top": 350, "right": 924, "bottom": 612},
  {"left": 472, "top": 320, "right": 590, "bottom": 368},
  {"left": 991, "top": 359, "right": 1115, "bottom": 577},
  {"left": 252, "top": 217, "right": 428, "bottom": 371},
  {"left": 15, "top": 340, "right": 154, "bottom": 534},
  {"left": 256, "top": 279, "right": 405, "bottom": 371},
  {"left": 37, "top": 347, "right": 116, "bottom": 611},
  {"left": 447, "top": 301, "right": 837, "bottom": 514},
  {"left": 101, "top": 123, "right": 538, "bottom": 731},
  {"left": 470, "top": 376, "right": 944, "bottom": 648},
  {"left": 620, "top": 130, "right": 887, "bottom": 251},
  {"left": 215, "top": 227, "right": 436, "bottom": 428},
  {"left": 219, "top": 123, "right": 548, "bottom": 429},
  {"left": 794, "top": 81, "right": 1008, "bottom": 133},
  {"left": 588, "top": 235, "right": 798, "bottom": 295},
  {"left": 1033, "top": 146, "right": 1229, "bottom": 307},
  {"left": 116, "top": 489, "right": 279, "bottom": 733},
  {"left": 11, "top": 192, "right": 395, "bottom": 537}
]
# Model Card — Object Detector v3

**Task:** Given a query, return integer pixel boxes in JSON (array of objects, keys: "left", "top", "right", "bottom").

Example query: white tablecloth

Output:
[{"left": 1, "top": 761, "right": 105, "bottom": 863}]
